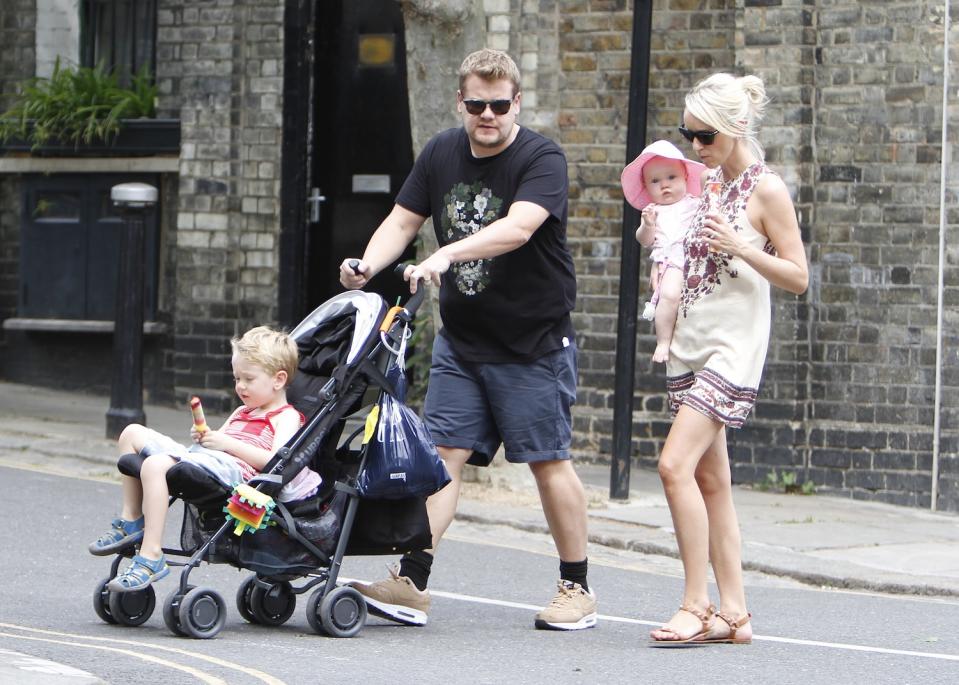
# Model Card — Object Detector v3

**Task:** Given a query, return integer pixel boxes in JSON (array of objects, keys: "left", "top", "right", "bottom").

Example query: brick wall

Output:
[
  {"left": 542, "top": 0, "right": 957, "bottom": 510},
  {"left": 806, "top": 1, "right": 952, "bottom": 507},
  {"left": 156, "top": 0, "right": 286, "bottom": 411}
]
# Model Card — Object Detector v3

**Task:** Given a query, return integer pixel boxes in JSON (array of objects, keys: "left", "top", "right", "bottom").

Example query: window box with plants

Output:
[{"left": 0, "top": 61, "right": 179, "bottom": 157}]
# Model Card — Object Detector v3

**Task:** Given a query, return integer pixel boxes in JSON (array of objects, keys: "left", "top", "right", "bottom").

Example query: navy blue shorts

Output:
[{"left": 423, "top": 333, "right": 577, "bottom": 466}]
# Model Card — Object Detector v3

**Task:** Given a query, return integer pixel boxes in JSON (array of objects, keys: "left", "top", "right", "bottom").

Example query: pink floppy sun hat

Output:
[{"left": 620, "top": 139, "right": 706, "bottom": 210}]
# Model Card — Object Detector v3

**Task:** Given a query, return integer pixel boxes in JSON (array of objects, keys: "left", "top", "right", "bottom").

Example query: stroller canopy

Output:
[{"left": 290, "top": 291, "right": 386, "bottom": 366}]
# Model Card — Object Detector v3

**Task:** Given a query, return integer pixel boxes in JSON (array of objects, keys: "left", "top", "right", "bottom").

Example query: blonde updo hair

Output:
[
  {"left": 685, "top": 73, "right": 769, "bottom": 161},
  {"left": 231, "top": 326, "right": 299, "bottom": 386}
]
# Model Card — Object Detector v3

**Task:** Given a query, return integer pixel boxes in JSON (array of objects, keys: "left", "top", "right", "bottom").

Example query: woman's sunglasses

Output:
[
  {"left": 463, "top": 98, "right": 513, "bottom": 116},
  {"left": 678, "top": 125, "right": 719, "bottom": 145}
]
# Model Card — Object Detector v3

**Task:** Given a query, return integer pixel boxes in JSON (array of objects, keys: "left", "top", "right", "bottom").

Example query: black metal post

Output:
[
  {"left": 610, "top": 1, "right": 654, "bottom": 500},
  {"left": 106, "top": 183, "right": 157, "bottom": 439},
  {"left": 278, "top": 0, "right": 315, "bottom": 328}
]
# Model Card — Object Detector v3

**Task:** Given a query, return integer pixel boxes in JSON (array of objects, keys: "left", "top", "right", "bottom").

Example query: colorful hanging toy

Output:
[{"left": 224, "top": 484, "right": 275, "bottom": 535}]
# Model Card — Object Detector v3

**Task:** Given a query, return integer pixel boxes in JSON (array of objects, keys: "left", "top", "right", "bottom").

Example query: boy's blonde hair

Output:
[
  {"left": 230, "top": 326, "right": 299, "bottom": 385},
  {"left": 458, "top": 48, "right": 521, "bottom": 95}
]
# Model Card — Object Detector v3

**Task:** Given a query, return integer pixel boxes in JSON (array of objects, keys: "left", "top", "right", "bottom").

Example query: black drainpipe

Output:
[
  {"left": 610, "top": 1, "right": 653, "bottom": 500},
  {"left": 278, "top": 0, "right": 315, "bottom": 327}
]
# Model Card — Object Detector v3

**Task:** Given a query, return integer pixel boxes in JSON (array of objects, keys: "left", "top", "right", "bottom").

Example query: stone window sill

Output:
[{"left": 3, "top": 318, "right": 167, "bottom": 335}]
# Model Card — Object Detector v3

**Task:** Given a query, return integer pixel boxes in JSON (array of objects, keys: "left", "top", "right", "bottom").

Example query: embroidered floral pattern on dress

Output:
[
  {"left": 680, "top": 162, "right": 770, "bottom": 316},
  {"left": 666, "top": 368, "right": 758, "bottom": 428},
  {"left": 442, "top": 181, "right": 504, "bottom": 296}
]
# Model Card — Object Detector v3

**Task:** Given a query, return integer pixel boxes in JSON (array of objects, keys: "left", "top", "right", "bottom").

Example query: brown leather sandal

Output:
[
  {"left": 648, "top": 604, "right": 716, "bottom": 646},
  {"left": 699, "top": 610, "right": 752, "bottom": 645}
]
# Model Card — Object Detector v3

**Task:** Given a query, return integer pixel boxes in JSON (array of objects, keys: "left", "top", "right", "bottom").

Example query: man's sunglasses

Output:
[
  {"left": 463, "top": 98, "right": 513, "bottom": 116},
  {"left": 678, "top": 125, "right": 719, "bottom": 145}
]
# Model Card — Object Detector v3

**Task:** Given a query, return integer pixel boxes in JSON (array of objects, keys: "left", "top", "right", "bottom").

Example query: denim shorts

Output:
[{"left": 423, "top": 333, "right": 577, "bottom": 466}]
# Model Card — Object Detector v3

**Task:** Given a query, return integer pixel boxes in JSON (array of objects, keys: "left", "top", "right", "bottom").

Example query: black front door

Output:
[{"left": 307, "top": 0, "right": 415, "bottom": 312}]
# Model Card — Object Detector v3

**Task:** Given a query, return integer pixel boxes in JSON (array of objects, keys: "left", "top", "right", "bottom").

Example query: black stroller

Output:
[{"left": 92, "top": 273, "right": 431, "bottom": 639}]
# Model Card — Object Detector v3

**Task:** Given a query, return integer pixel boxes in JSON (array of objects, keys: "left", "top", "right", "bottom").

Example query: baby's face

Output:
[{"left": 643, "top": 158, "right": 688, "bottom": 205}]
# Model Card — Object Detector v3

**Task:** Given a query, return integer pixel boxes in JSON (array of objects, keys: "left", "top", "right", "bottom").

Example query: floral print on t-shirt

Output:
[{"left": 442, "top": 181, "right": 504, "bottom": 296}]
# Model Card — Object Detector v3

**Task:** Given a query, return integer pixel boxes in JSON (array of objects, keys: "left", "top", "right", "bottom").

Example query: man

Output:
[{"left": 339, "top": 48, "right": 595, "bottom": 631}]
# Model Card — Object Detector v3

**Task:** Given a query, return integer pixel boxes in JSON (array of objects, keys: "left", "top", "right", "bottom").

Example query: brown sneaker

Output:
[
  {"left": 348, "top": 565, "right": 430, "bottom": 626},
  {"left": 534, "top": 580, "right": 597, "bottom": 631}
]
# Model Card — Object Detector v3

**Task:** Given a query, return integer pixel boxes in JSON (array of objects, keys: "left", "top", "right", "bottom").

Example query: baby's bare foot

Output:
[{"left": 652, "top": 343, "right": 670, "bottom": 363}]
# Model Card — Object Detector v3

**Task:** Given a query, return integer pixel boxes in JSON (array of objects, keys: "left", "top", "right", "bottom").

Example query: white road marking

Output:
[
  {"left": 0, "top": 631, "right": 226, "bottom": 684},
  {"left": 0, "top": 647, "right": 100, "bottom": 681},
  {"left": 0, "top": 623, "right": 287, "bottom": 685},
  {"left": 347, "top": 578, "right": 959, "bottom": 662}
]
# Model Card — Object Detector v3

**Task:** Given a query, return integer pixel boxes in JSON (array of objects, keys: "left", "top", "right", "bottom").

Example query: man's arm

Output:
[
  {"left": 407, "top": 200, "right": 549, "bottom": 291},
  {"left": 339, "top": 204, "right": 428, "bottom": 290}
]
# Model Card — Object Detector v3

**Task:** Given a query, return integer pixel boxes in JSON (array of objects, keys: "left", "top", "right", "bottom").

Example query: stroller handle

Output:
[{"left": 394, "top": 263, "right": 425, "bottom": 318}]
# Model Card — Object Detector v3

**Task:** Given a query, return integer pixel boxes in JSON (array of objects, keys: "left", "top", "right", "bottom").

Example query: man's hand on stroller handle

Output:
[
  {"left": 339, "top": 258, "right": 370, "bottom": 289},
  {"left": 404, "top": 252, "right": 450, "bottom": 293}
]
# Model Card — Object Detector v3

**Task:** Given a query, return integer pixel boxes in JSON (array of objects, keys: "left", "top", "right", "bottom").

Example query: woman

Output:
[{"left": 649, "top": 73, "right": 809, "bottom": 645}]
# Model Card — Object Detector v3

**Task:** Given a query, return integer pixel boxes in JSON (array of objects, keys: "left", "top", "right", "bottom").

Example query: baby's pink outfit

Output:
[{"left": 643, "top": 194, "right": 700, "bottom": 320}]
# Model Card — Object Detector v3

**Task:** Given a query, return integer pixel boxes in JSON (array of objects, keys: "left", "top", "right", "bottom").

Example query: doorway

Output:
[{"left": 305, "top": 0, "right": 416, "bottom": 315}]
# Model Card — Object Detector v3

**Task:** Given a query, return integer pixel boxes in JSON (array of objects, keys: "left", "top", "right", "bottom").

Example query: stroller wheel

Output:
[
  {"left": 93, "top": 577, "right": 118, "bottom": 624},
  {"left": 162, "top": 585, "right": 196, "bottom": 636},
  {"left": 235, "top": 574, "right": 260, "bottom": 624},
  {"left": 308, "top": 586, "right": 367, "bottom": 638},
  {"left": 106, "top": 585, "right": 156, "bottom": 627},
  {"left": 250, "top": 581, "right": 296, "bottom": 627},
  {"left": 178, "top": 587, "right": 227, "bottom": 639}
]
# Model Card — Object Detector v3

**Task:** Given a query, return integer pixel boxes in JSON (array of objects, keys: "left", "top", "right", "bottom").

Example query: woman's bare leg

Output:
[
  {"left": 695, "top": 429, "right": 752, "bottom": 640},
  {"left": 649, "top": 406, "right": 724, "bottom": 640}
]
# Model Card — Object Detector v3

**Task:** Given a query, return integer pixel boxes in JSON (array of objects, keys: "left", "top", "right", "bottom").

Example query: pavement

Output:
[{"left": 2, "top": 379, "right": 958, "bottom": 604}]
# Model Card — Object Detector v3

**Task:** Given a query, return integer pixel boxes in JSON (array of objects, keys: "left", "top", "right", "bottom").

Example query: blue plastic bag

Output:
[{"left": 357, "top": 328, "right": 451, "bottom": 499}]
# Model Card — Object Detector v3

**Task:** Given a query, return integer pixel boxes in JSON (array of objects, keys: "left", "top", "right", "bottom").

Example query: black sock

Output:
[
  {"left": 399, "top": 550, "right": 433, "bottom": 591},
  {"left": 560, "top": 558, "right": 589, "bottom": 592}
]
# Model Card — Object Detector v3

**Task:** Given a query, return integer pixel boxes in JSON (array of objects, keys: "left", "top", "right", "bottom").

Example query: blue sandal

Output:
[
  {"left": 107, "top": 554, "right": 169, "bottom": 593},
  {"left": 89, "top": 517, "right": 144, "bottom": 556}
]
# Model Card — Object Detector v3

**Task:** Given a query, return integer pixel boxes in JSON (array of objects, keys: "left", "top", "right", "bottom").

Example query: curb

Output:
[{"left": 454, "top": 510, "right": 959, "bottom": 599}]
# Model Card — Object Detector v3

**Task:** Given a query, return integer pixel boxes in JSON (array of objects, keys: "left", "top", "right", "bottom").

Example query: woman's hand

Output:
[{"left": 701, "top": 210, "right": 748, "bottom": 257}]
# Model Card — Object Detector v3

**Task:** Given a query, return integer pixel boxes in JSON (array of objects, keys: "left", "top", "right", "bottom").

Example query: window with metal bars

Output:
[{"left": 79, "top": 0, "right": 157, "bottom": 85}]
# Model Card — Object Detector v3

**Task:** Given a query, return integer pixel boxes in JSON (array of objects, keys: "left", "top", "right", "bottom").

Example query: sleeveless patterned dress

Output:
[{"left": 666, "top": 162, "right": 776, "bottom": 428}]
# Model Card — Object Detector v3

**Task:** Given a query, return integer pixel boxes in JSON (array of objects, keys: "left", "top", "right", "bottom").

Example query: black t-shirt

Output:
[{"left": 395, "top": 126, "right": 576, "bottom": 363}]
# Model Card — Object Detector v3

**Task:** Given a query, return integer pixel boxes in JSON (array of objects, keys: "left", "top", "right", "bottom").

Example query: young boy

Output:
[
  {"left": 89, "top": 326, "right": 319, "bottom": 592},
  {"left": 621, "top": 139, "right": 705, "bottom": 363}
]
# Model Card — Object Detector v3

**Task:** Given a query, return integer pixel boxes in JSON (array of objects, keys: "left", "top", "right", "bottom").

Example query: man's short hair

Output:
[{"left": 458, "top": 48, "right": 521, "bottom": 95}]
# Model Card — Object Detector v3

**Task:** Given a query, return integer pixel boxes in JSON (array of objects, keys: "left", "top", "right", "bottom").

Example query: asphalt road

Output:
[{"left": 2, "top": 464, "right": 958, "bottom": 684}]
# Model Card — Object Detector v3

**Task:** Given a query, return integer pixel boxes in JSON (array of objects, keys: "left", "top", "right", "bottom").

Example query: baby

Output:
[
  {"left": 621, "top": 140, "right": 705, "bottom": 363},
  {"left": 89, "top": 326, "right": 320, "bottom": 592}
]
